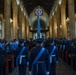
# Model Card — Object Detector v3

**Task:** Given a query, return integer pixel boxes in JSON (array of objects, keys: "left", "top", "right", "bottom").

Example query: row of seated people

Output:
[{"left": 54, "top": 38, "right": 76, "bottom": 71}]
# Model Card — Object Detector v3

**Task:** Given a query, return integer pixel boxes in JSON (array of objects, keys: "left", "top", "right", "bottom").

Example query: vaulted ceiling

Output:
[
  {"left": 0, "top": 0, "right": 76, "bottom": 17},
  {"left": 0, "top": 0, "right": 56, "bottom": 16},
  {"left": 22, "top": 0, "right": 56, "bottom": 16}
]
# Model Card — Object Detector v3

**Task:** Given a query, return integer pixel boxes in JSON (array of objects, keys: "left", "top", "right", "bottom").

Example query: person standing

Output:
[
  {"left": 47, "top": 38, "right": 59, "bottom": 75},
  {"left": 15, "top": 39, "right": 29, "bottom": 75},
  {"left": 29, "top": 38, "right": 50, "bottom": 75},
  {"left": 0, "top": 48, "right": 5, "bottom": 75}
]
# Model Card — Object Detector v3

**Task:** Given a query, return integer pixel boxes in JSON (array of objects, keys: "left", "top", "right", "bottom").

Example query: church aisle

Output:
[
  {"left": 56, "top": 61, "right": 76, "bottom": 75},
  {"left": 11, "top": 61, "right": 76, "bottom": 75}
]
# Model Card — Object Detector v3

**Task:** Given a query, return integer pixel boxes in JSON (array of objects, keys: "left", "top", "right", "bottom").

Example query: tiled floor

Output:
[{"left": 11, "top": 61, "right": 76, "bottom": 75}]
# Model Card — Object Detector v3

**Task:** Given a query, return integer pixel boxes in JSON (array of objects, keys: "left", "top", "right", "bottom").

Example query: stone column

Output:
[
  {"left": 53, "top": 12, "right": 57, "bottom": 38},
  {"left": 57, "top": 5, "right": 61, "bottom": 38},
  {"left": 18, "top": 7, "right": 22, "bottom": 39},
  {"left": 49, "top": 18, "right": 53, "bottom": 38},
  {"left": 25, "top": 18, "right": 28, "bottom": 38},
  {"left": 25, "top": 17, "right": 26, "bottom": 38},
  {"left": 61, "top": 0, "right": 67, "bottom": 38},
  {"left": 27, "top": 22, "right": 30, "bottom": 39},
  {"left": 26, "top": 20, "right": 29, "bottom": 39},
  {"left": 11, "top": 23, "right": 13, "bottom": 40},
  {"left": 68, "top": 0, "right": 75, "bottom": 38},
  {"left": 12, "top": 0, "right": 18, "bottom": 39},
  {"left": 4, "top": 0, "right": 11, "bottom": 41},
  {"left": 52, "top": 16, "right": 54, "bottom": 38},
  {"left": 27, "top": 22, "right": 29, "bottom": 39},
  {"left": 22, "top": 12, "right": 25, "bottom": 39}
]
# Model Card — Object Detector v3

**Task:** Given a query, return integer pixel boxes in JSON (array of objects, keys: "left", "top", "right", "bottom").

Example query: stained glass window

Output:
[{"left": 35, "top": 8, "right": 42, "bottom": 16}]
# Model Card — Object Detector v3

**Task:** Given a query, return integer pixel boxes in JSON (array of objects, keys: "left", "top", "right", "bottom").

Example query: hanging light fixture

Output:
[{"left": 16, "top": 0, "right": 20, "bottom": 5}]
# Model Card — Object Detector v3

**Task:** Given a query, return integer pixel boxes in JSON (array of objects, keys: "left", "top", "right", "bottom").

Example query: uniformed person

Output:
[
  {"left": 62, "top": 38, "right": 67, "bottom": 62},
  {"left": 15, "top": 39, "right": 29, "bottom": 75},
  {"left": 47, "top": 38, "right": 58, "bottom": 75},
  {"left": 10, "top": 39, "right": 18, "bottom": 53},
  {"left": 5, "top": 44, "right": 11, "bottom": 54},
  {"left": 73, "top": 40, "right": 76, "bottom": 71},
  {"left": 29, "top": 38, "right": 50, "bottom": 75},
  {"left": 0, "top": 48, "right": 5, "bottom": 75}
]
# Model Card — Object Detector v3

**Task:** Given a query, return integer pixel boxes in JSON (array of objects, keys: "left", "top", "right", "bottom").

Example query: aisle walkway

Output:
[
  {"left": 11, "top": 61, "right": 76, "bottom": 75},
  {"left": 56, "top": 61, "right": 76, "bottom": 75}
]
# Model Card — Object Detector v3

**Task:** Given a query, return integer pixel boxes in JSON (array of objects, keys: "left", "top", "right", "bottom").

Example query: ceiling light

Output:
[
  {"left": 52, "top": 12, "right": 54, "bottom": 16},
  {"left": 66, "top": 17, "right": 70, "bottom": 22},
  {"left": 16, "top": 0, "right": 20, "bottom": 5},
  {"left": 60, "top": 25, "right": 62, "bottom": 28},
  {"left": 10, "top": 18, "right": 13, "bottom": 23},
  {"left": 59, "top": 0, "right": 62, "bottom": 5}
]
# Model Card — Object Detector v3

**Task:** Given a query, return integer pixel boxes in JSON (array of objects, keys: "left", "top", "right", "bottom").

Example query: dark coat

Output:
[
  {"left": 0, "top": 50, "right": 5, "bottom": 75},
  {"left": 15, "top": 46, "right": 29, "bottom": 65},
  {"left": 46, "top": 45, "right": 58, "bottom": 75},
  {"left": 47, "top": 45, "right": 58, "bottom": 63},
  {"left": 0, "top": 49, "right": 5, "bottom": 64},
  {"left": 29, "top": 46, "right": 50, "bottom": 75}
]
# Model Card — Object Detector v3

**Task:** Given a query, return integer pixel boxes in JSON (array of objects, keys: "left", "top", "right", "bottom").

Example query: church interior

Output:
[
  {"left": 0, "top": 0, "right": 76, "bottom": 75},
  {"left": 0, "top": 0, "right": 76, "bottom": 41}
]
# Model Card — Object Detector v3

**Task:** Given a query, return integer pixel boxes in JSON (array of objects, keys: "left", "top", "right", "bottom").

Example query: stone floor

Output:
[
  {"left": 56, "top": 61, "right": 76, "bottom": 75},
  {"left": 11, "top": 61, "right": 76, "bottom": 75}
]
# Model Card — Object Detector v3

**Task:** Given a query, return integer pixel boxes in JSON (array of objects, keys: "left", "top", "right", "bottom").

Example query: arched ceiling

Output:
[
  {"left": 0, "top": 0, "right": 56, "bottom": 16},
  {"left": 22, "top": 0, "right": 56, "bottom": 16},
  {"left": 0, "top": 0, "right": 76, "bottom": 17}
]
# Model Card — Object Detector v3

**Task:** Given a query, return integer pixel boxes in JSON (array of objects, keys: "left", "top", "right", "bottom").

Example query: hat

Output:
[
  {"left": 49, "top": 38, "right": 54, "bottom": 43},
  {"left": 19, "top": 39, "right": 24, "bottom": 44},
  {"left": 36, "top": 38, "right": 44, "bottom": 43},
  {"left": 33, "top": 40, "right": 36, "bottom": 45}
]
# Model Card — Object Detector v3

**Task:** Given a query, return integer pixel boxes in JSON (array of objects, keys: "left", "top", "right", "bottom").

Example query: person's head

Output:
[
  {"left": 43, "top": 40, "right": 50, "bottom": 48},
  {"left": 19, "top": 39, "right": 24, "bottom": 46},
  {"left": 36, "top": 38, "right": 44, "bottom": 46},
  {"left": 14, "top": 39, "right": 17, "bottom": 42},
  {"left": 48, "top": 38, "right": 54, "bottom": 45}
]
